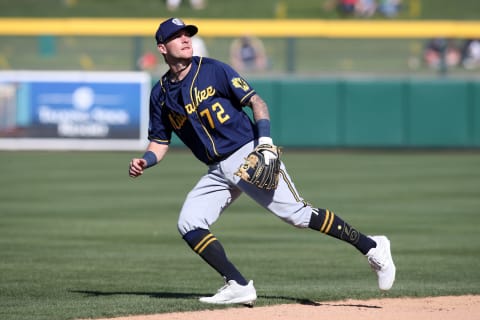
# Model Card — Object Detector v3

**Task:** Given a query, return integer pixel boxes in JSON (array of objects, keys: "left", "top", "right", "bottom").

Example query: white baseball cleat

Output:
[
  {"left": 199, "top": 280, "right": 257, "bottom": 306},
  {"left": 366, "top": 235, "right": 396, "bottom": 291}
]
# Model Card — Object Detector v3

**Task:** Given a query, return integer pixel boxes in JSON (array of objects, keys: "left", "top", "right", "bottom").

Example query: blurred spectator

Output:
[
  {"left": 423, "top": 38, "right": 461, "bottom": 70},
  {"left": 333, "top": 0, "right": 403, "bottom": 18},
  {"left": 137, "top": 51, "right": 158, "bottom": 72},
  {"left": 377, "top": 0, "right": 402, "bottom": 18},
  {"left": 166, "top": 0, "right": 206, "bottom": 11},
  {"left": 355, "top": 0, "right": 376, "bottom": 17},
  {"left": 336, "top": 0, "right": 358, "bottom": 17},
  {"left": 230, "top": 35, "right": 268, "bottom": 72},
  {"left": 460, "top": 39, "right": 480, "bottom": 70},
  {"left": 192, "top": 36, "right": 209, "bottom": 57}
]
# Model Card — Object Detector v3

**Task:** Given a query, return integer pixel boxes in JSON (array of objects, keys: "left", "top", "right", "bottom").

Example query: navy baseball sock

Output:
[
  {"left": 308, "top": 208, "right": 376, "bottom": 255},
  {"left": 183, "top": 229, "right": 248, "bottom": 286}
]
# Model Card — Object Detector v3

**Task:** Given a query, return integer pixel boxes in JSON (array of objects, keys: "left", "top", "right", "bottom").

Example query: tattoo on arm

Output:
[{"left": 249, "top": 94, "right": 270, "bottom": 121}]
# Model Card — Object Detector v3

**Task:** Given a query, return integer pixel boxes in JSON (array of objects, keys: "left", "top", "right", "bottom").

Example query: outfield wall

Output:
[
  {"left": 248, "top": 77, "right": 480, "bottom": 148},
  {"left": 1, "top": 73, "right": 478, "bottom": 149}
]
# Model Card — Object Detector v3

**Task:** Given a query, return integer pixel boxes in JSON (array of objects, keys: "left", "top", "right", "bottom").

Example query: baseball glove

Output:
[{"left": 235, "top": 144, "right": 281, "bottom": 190}]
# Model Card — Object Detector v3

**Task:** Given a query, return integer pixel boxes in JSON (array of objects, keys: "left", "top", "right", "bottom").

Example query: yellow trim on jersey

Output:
[
  {"left": 189, "top": 57, "right": 220, "bottom": 160},
  {"left": 149, "top": 138, "right": 170, "bottom": 144},
  {"left": 240, "top": 90, "right": 256, "bottom": 105},
  {"left": 159, "top": 77, "right": 165, "bottom": 93}
]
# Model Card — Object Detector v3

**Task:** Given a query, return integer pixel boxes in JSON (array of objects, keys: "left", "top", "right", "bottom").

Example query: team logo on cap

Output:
[{"left": 172, "top": 18, "right": 185, "bottom": 26}]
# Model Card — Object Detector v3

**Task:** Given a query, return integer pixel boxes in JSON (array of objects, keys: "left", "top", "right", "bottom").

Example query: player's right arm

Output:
[{"left": 129, "top": 142, "right": 169, "bottom": 178}]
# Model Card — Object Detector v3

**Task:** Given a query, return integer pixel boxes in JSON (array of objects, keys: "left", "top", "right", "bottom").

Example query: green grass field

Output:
[{"left": 0, "top": 150, "right": 479, "bottom": 320}]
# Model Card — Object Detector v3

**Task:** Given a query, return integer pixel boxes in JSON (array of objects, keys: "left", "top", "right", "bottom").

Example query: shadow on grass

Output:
[
  {"left": 71, "top": 289, "right": 316, "bottom": 304},
  {"left": 70, "top": 290, "right": 207, "bottom": 300},
  {"left": 70, "top": 290, "right": 381, "bottom": 308}
]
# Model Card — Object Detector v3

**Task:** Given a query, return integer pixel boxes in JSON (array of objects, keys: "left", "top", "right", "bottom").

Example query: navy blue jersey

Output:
[{"left": 148, "top": 56, "right": 257, "bottom": 164}]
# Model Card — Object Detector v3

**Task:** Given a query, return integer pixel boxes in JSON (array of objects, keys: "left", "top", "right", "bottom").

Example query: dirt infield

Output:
[{"left": 95, "top": 295, "right": 479, "bottom": 320}]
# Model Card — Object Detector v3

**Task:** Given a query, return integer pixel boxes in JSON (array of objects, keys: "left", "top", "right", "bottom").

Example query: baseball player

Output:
[{"left": 128, "top": 17, "right": 396, "bottom": 306}]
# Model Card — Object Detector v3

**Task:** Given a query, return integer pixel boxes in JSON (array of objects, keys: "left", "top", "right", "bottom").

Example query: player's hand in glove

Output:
[
  {"left": 235, "top": 137, "right": 282, "bottom": 190},
  {"left": 257, "top": 137, "right": 278, "bottom": 164}
]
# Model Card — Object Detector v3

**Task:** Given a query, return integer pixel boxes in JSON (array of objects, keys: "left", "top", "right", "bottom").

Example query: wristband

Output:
[
  {"left": 256, "top": 119, "right": 271, "bottom": 138},
  {"left": 259, "top": 136, "right": 273, "bottom": 146},
  {"left": 142, "top": 151, "right": 158, "bottom": 168}
]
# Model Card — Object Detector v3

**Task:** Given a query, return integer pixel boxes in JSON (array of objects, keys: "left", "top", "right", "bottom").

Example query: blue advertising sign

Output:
[
  {"left": 30, "top": 82, "right": 142, "bottom": 139},
  {"left": 0, "top": 71, "right": 151, "bottom": 150}
]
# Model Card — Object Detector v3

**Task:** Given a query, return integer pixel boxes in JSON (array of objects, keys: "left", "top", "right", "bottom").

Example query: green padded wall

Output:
[
  {"left": 407, "top": 80, "right": 470, "bottom": 147},
  {"left": 275, "top": 79, "right": 340, "bottom": 146},
  {"left": 472, "top": 82, "right": 480, "bottom": 147},
  {"left": 342, "top": 80, "right": 405, "bottom": 147},
  {"left": 156, "top": 77, "right": 480, "bottom": 149}
]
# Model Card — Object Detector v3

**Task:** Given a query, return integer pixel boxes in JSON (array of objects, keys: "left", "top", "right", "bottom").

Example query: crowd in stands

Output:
[
  {"left": 229, "top": 35, "right": 269, "bottom": 73},
  {"left": 137, "top": 1, "right": 480, "bottom": 74},
  {"left": 335, "top": 0, "right": 403, "bottom": 18},
  {"left": 423, "top": 38, "right": 480, "bottom": 71},
  {"left": 165, "top": 0, "right": 206, "bottom": 11},
  {"left": 332, "top": 0, "right": 480, "bottom": 71}
]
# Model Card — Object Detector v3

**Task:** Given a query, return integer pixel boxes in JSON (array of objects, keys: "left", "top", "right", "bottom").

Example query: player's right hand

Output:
[{"left": 129, "top": 158, "right": 147, "bottom": 178}]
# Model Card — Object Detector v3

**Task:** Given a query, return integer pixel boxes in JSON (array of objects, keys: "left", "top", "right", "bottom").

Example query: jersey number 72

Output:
[{"left": 199, "top": 102, "right": 230, "bottom": 129}]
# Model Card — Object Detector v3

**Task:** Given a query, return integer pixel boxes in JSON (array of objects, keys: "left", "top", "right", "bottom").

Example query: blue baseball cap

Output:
[{"left": 155, "top": 18, "right": 198, "bottom": 44}]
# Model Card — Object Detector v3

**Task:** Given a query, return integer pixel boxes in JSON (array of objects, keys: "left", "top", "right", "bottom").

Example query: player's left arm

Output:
[
  {"left": 236, "top": 93, "right": 281, "bottom": 188},
  {"left": 248, "top": 93, "right": 270, "bottom": 123},
  {"left": 248, "top": 93, "right": 272, "bottom": 144}
]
